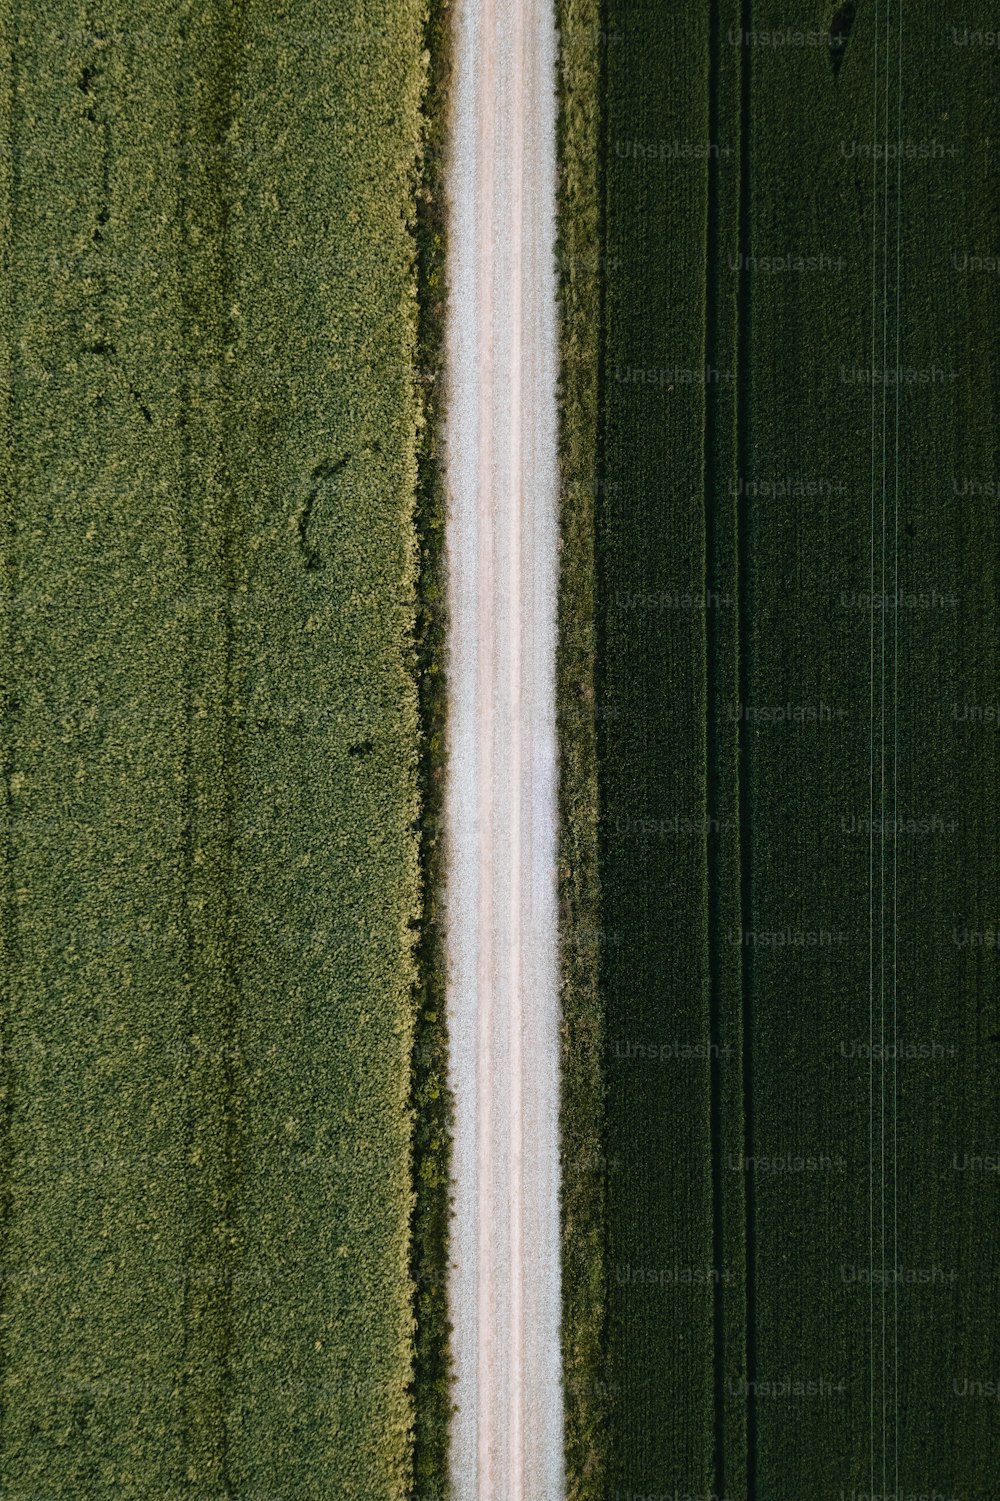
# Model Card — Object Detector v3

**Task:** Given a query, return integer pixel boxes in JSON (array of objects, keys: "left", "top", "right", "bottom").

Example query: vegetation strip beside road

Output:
[
  {"left": 554, "top": 0, "right": 606, "bottom": 1496},
  {"left": 409, "top": 0, "right": 455, "bottom": 1496}
]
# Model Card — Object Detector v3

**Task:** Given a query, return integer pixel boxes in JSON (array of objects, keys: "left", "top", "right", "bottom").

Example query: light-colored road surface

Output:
[{"left": 444, "top": 0, "right": 562, "bottom": 1496}]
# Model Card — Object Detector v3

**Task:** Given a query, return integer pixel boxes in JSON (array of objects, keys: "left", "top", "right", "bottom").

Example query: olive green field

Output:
[{"left": 0, "top": 3, "right": 437, "bottom": 1497}]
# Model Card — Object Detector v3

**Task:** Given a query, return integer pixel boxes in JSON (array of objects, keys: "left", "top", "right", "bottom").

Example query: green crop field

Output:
[
  {"left": 561, "top": 0, "right": 1000, "bottom": 1496},
  {"left": 0, "top": 2, "right": 438, "bottom": 1497},
  {"left": 597, "top": 1, "right": 718, "bottom": 1495}
]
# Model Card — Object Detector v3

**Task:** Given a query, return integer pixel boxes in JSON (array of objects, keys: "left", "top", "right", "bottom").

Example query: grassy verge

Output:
[
  {"left": 554, "top": 1, "right": 606, "bottom": 1497},
  {"left": 408, "top": 0, "right": 455, "bottom": 1496},
  {"left": 0, "top": 3, "right": 430, "bottom": 1495}
]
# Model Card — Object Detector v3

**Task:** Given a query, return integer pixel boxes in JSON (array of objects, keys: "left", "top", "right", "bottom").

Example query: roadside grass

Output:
[
  {"left": 554, "top": 1, "right": 607, "bottom": 1496},
  {"left": 408, "top": 0, "right": 456, "bottom": 1496}
]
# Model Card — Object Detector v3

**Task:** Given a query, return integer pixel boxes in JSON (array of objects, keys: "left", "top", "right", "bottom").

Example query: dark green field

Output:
[
  {"left": 561, "top": 0, "right": 1000, "bottom": 1495},
  {"left": 0, "top": 3, "right": 434, "bottom": 1496}
]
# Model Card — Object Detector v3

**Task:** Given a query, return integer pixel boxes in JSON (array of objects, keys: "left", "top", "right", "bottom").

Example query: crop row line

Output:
[{"left": 869, "top": 2, "right": 903, "bottom": 1494}]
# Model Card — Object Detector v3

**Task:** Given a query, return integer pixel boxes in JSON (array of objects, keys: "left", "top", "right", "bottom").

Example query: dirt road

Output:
[{"left": 444, "top": 0, "right": 562, "bottom": 1495}]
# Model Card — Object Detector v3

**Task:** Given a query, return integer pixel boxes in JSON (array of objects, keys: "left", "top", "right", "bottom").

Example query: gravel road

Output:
[{"left": 444, "top": 0, "right": 563, "bottom": 1496}]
